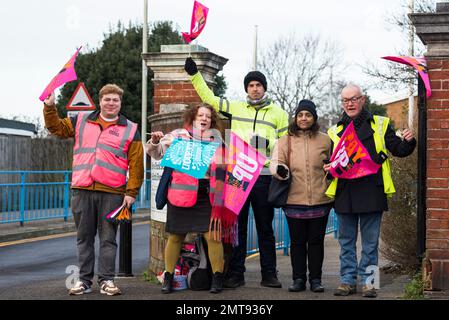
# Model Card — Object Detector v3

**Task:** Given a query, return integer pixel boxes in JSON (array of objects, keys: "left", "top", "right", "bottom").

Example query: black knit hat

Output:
[
  {"left": 295, "top": 99, "right": 318, "bottom": 121},
  {"left": 244, "top": 71, "right": 267, "bottom": 92}
]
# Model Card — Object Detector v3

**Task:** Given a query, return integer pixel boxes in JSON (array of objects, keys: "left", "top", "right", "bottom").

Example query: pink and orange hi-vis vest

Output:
[{"left": 71, "top": 113, "right": 137, "bottom": 188}]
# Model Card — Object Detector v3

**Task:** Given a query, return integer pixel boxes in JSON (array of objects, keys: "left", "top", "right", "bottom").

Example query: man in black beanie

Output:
[
  {"left": 244, "top": 71, "right": 267, "bottom": 92},
  {"left": 184, "top": 57, "right": 289, "bottom": 289}
]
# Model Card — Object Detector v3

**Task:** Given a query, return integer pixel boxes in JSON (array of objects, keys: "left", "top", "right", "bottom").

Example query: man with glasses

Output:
[{"left": 323, "top": 84, "right": 416, "bottom": 298}]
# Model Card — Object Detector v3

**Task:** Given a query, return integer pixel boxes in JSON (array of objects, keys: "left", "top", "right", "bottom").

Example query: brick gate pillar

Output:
[
  {"left": 143, "top": 44, "right": 228, "bottom": 114},
  {"left": 411, "top": 2, "right": 449, "bottom": 291},
  {"left": 142, "top": 45, "right": 228, "bottom": 275}
]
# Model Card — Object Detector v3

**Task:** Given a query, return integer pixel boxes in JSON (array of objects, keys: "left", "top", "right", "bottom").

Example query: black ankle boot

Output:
[
  {"left": 161, "top": 272, "right": 174, "bottom": 294},
  {"left": 210, "top": 272, "right": 224, "bottom": 293},
  {"left": 310, "top": 279, "right": 324, "bottom": 293},
  {"left": 288, "top": 278, "right": 306, "bottom": 292}
]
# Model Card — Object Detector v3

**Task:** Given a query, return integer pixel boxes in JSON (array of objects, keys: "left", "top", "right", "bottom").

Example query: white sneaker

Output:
[
  {"left": 68, "top": 281, "right": 92, "bottom": 295},
  {"left": 100, "top": 280, "right": 122, "bottom": 296}
]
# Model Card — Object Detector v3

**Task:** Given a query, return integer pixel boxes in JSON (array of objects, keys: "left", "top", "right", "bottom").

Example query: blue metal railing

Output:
[
  {"left": 1, "top": 171, "right": 337, "bottom": 255},
  {"left": 246, "top": 208, "right": 337, "bottom": 256},
  {"left": 0, "top": 171, "right": 154, "bottom": 226},
  {"left": 0, "top": 171, "right": 71, "bottom": 226}
]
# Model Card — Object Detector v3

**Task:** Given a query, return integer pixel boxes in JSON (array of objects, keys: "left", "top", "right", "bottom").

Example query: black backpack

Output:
[{"left": 186, "top": 235, "right": 212, "bottom": 290}]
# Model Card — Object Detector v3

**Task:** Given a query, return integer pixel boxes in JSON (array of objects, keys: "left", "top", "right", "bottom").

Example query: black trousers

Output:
[
  {"left": 286, "top": 214, "right": 329, "bottom": 282},
  {"left": 227, "top": 175, "right": 276, "bottom": 277}
]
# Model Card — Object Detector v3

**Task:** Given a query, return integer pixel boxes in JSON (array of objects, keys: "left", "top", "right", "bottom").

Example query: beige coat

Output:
[{"left": 270, "top": 131, "right": 333, "bottom": 206}]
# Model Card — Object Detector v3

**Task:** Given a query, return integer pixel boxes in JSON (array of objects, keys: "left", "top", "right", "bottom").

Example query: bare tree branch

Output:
[{"left": 259, "top": 33, "right": 345, "bottom": 121}]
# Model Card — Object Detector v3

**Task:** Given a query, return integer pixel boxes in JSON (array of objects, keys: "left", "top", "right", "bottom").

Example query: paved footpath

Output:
[{"left": 0, "top": 230, "right": 410, "bottom": 301}]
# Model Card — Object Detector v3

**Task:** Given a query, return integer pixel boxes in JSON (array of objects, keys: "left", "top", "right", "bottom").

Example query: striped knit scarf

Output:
[
  {"left": 208, "top": 146, "right": 238, "bottom": 246},
  {"left": 246, "top": 93, "right": 271, "bottom": 108}
]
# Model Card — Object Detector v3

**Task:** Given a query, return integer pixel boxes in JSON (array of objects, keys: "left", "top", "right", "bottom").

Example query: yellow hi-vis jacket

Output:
[
  {"left": 190, "top": 73, "right": 289, "bottom": 168},
  {"left": 325, "top": 115, "right": 395, "bottom": 199}
]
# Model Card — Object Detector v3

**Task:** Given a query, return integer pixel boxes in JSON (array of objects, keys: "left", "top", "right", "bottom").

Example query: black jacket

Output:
[{"left": 333, "top": 113, "right": 416, "bottom": 214}]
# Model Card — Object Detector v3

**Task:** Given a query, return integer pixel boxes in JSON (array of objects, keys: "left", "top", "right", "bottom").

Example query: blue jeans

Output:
[{"left": 336, "top": 212, "right": 382, "bottom": 286}]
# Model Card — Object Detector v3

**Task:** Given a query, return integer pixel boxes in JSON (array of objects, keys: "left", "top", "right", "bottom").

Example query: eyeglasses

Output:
[{"left": 341, "top": 95, "right": 363, "bottom": 105}]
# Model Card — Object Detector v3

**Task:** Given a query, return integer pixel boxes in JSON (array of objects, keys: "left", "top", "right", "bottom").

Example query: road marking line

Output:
[{"left": 0, "top": 220, "right": 150, "bottom": 247}]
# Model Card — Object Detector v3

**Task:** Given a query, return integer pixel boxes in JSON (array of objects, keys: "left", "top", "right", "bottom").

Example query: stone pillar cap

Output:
[{"left": 410, "top": 4, "right": 449, "bottom": 57}]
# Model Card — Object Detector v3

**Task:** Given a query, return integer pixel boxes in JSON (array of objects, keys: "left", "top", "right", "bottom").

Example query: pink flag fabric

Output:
[
  {"left": 382, "top": 56, "right": 432, "bottom": 98},
  {"left": 223, "top": 132, "right": 266, "bottom": 215},
  {"left": 39, "top": 47, "right": 82, "bottom": 101},
  {"left": 329, "top": 122, "right": 381, "bottom": 179},
  {"left": 182, "top": 1, "right": 209, "bottom": 44}
]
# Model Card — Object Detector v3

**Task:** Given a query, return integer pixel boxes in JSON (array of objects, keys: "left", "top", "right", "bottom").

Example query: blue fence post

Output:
[
  {"left": 63, "top": 172, "right": 70, "bottom": 222},
  {"left": 19, "top": 172, "right": 26, "bottom": 227},
  {"left": 282, "top": 210, "right": 289, "bottom": 256}
]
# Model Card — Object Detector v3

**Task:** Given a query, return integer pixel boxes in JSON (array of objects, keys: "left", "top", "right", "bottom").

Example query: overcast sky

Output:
[{"left": 0, "top": 0, "right": 414, "bottom": 124}]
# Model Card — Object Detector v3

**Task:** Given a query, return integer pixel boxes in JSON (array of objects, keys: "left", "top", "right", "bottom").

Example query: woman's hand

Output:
[{"left": 149, "top": 131, "right": 164, "bottom": 144}]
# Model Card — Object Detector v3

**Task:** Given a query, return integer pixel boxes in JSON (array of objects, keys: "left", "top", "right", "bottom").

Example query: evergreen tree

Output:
[{"left": 57, "top": 21, "right": 183, "bottom": 124}]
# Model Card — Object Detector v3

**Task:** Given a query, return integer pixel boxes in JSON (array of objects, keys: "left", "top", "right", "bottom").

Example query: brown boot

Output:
[{"left": 334, "top": 283, "right": 356, "bottom": 296}]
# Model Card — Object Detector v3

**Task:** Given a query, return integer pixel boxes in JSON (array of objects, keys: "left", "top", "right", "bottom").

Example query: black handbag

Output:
[
  {"left": 268, "top": 135, "right": 291, "bottom": 208},
  {"left": 155, "top": 166, "right": 173, "bottom": 210}
]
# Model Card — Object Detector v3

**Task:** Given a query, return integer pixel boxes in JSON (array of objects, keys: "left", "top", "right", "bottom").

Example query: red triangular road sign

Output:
[{"left": 66, "top": 82, "right": 96, "bottom": 111}]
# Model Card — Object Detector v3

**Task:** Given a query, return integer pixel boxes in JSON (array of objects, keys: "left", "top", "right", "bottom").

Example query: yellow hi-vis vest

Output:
[{"left": 325, "top": 115, "right": 395, "bottom": 199}]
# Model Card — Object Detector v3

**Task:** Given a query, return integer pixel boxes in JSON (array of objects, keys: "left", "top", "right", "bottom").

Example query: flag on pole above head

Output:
[
  {"left": 182, "top": 0, "right": 209, "bottom": 44},
  {"left": 39, "top": 46, "right": 82, "bottom": 101},
  {"left": 382, "top": 56, "right": 432, "bottom": 98},
  {"left": 329, "top": 122, "right": 381, "bottom": 179}
]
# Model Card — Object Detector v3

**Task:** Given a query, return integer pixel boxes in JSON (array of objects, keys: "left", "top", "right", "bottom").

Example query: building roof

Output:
[
  {"left": 378, "top": 94, "right": 418, "bottom": 106},
  {"left": 0, "top": 118, "right": 37, "bottom": 136}
]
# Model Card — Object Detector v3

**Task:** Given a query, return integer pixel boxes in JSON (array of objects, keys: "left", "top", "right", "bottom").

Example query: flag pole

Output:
[
  {"left": 141, "top": 0, "right": 149, "bottom": 207},
  {"left": 407, "top": 0, "right": 415, "bottom": 131},
  {"left": 253, "top": 25, "right": 258, "bottom": 70}
]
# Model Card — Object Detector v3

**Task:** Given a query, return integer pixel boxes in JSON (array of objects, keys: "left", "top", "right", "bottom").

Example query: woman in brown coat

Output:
[{"left": 270, "top": 100, "right": 333, "bottom": 293}]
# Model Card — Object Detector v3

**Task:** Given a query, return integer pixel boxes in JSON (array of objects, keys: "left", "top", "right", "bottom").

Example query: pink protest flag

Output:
[
  {"left": 39, "top": 46, "right": 82, "bottom": 101},
  {"left": 182, "top": 0, "right": 209, "bottom": 44},
  {"left": 329, "top": 122, "right": 381, "bottom": 179},
  {"left": 223, "top": 132, "right": 266, "bottom": 214},
  {"left": 382, "top": 56, "right": 432, "bottom": 98}
]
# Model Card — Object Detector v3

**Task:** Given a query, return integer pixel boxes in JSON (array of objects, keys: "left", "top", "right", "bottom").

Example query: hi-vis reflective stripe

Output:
[
  {"left": 77, "top": 113, "right": 90, "bottom": 149},
  {"left": 73, "top": 164, "right": 92, "bottom": 171},
  {"left": 231, "top": 116, "right": 277, "bottom": 130},
  {"left": 95, "top": 159, "right": 127, "bottom": 175},
  {"left": 219, "top": 98, "right": 230, "bottom": 114},
  {"left": 120, "top": 120, "right": 133, "bottom": 149},
  {"left": 74, "top": 144, "right": 127, "bottom": 158},
  {"left": 170, "top": 183, "right": 198, "bottom": 191},
  {"left": 277, "top": 126, "right": 288, "bottom": 135},
  {"left": 74, "top": 148, "right": 96, "bottom": 155},
  {"left": 97, "top": 143, "right": 127, "bottom": 159},
  {"left": 72, "top": 158, "right": 128, "bottom": 175}
]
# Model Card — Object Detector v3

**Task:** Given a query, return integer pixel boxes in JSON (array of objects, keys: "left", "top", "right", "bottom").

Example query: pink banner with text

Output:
[
  {"left": 329, "top": 122, "right": 381, "bottom": 179},
  {"left": 223, "top": 132, "right": 266, "bottom": 214}
]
